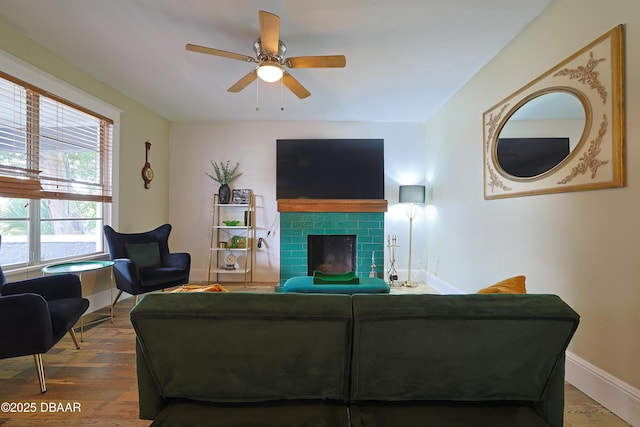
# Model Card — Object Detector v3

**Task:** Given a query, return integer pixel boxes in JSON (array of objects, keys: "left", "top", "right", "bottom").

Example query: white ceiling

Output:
[{"left": 0, "top": 0, "right": 552, "bottom": 123}]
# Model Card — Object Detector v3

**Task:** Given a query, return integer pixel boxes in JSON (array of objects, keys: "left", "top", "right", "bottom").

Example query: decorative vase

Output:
[{"left": 218, "top": 183, "right": 231, "bottom": 204}]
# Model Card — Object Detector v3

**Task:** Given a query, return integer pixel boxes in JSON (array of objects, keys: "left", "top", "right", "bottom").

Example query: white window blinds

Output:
[{"left": 0, "top": 71, "right": 112, "bottom": 202}]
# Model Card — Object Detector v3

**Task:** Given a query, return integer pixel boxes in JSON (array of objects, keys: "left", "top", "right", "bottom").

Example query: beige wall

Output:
[
  {"left": 425, "top": 0, "right": 640, "bottom": 394},
  {"left": 169, "top": 121, "right": 427, "bottom": 283}
]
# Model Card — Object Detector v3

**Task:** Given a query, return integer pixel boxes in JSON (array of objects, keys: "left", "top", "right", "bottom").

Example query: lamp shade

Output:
[{"left": 399, "top": 185, "right": 426, "bottom": 204}]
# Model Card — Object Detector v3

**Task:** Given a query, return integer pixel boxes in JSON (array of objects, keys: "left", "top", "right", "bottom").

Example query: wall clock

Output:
[{"left": 141, "top": 141, "right": 154, "bottom": 189}]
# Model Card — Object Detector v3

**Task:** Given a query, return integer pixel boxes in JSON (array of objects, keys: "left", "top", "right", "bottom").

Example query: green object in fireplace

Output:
[{"left": 313, "top": 271, "right": 360, "bottom": 285}]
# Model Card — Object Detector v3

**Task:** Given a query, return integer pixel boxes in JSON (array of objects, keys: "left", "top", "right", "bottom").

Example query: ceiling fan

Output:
[{"left": 186, "top": 10, "right": 346, "bottom": 99}]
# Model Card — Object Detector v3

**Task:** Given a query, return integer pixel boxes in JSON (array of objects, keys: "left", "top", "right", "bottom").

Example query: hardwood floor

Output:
[
  {"left": 0, "top": 297, "right": 148, "bottom": 427},
  {"left": 0, "top": 283, "right": 631, "bottom": 426}
]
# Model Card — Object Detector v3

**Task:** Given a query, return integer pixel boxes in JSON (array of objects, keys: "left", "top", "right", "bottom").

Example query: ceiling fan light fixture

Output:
[
  {"left": 257, "top": 63, "right": 283, "bottom": 82},
  {"left": 186, "top": 11, "right": 344, "bottom": 99}
]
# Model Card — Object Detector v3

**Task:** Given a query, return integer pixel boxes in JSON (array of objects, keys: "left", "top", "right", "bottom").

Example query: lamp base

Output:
[{"left": 402, "top": 280, "right": 419, "bottom": 288}]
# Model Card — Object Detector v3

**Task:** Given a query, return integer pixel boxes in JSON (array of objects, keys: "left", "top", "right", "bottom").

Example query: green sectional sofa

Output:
[{"left": 131, "top": 292, "right": 579, "bottom": 427}]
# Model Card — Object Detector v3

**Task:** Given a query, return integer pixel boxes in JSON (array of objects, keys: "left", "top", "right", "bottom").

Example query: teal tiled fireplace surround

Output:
[{"left": 279, "top": 211, "right": 385, "bottom": 287}]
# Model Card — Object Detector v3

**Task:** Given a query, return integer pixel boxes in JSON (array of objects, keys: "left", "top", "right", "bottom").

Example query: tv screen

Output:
[
  {"left": 497, "top": 137, "right": 570, "bottom": 178},
  {"left": 277, "top": 139, "right": 384, "bottom": 199}
]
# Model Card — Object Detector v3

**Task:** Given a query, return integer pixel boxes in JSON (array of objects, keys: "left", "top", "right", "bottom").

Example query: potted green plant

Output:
[{"left": 206, "top": 160, "right": 241, "bottom": 204}]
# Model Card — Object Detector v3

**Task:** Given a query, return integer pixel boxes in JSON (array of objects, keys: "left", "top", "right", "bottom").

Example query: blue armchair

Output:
[
  {"left": 103, "top": 224, "right": 191, "bottom": 307},
  {"left": 0, "top": 265, "right": 89, "bottom": 393}
]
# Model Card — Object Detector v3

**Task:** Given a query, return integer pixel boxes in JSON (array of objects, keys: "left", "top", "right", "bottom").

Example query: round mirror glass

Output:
[{"left": 496, "top": 91, "right": 586, "bottom": 178}]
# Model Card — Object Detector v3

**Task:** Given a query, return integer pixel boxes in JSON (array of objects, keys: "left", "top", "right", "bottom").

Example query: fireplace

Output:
[
  {"left": 279, "top": 211, "right": 385, "bottom": 284},
  {"left": 307, "top": 234, "right": 357, "bottom": 276}
]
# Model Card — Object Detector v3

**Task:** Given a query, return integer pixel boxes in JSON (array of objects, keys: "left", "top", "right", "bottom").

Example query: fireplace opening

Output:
[{"left": 307, "top": 234, "right": 357, "bottom": 276}]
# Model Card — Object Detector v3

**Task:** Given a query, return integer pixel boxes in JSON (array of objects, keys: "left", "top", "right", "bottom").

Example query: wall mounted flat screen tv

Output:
[
  {"left": 277, "top": 139, "right": 384, "bottom": 199},
  {"left": 497, "top": 137, "right": 570, "bottom": 178}
]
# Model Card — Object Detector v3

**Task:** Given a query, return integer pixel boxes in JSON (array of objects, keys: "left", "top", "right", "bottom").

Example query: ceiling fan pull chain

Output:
[
  {"left": 280, "top": 78, "right": 284, "bottom": 111},
  {"left": 255, "top": 77, "right": 260, "bottom": 111}
]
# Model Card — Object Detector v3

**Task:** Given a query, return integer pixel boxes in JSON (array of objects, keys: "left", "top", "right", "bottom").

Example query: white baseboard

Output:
[
  {"left": 425, "top": 272, "right": 465, "bottom": 294},
  {"left": 566, "top": 351, "right": 640, "bottom": 426}
]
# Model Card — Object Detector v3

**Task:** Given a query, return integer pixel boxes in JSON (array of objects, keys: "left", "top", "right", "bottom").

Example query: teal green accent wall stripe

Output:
[{"left": 280, "top": 212, "right": 385, "bottom": 282}]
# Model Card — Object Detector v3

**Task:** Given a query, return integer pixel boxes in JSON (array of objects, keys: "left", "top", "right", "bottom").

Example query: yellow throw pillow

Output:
[
  {"left": 170, "top": 284, "right": 229, "bottom": 293},
  {"left": 477, "top": 275, "right": 526, "bottom": 294}
]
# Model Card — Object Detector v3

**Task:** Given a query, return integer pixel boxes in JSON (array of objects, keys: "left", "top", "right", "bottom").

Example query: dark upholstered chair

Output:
[
  {"left": 103, "top": 224, "right": 191, "bottom": 307},
  {"left": 0, "top": 265, "right": 89, "bottom": 393}
]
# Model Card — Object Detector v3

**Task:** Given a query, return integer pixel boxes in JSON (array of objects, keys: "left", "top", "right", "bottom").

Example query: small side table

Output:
[{"left": 42, "top": 260, "right": 115, "bottom": 340}]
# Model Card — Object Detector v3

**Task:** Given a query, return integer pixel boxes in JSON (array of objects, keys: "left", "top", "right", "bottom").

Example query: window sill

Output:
[{"left": 3, "top": 252, "right": 111, "bottom": 280}]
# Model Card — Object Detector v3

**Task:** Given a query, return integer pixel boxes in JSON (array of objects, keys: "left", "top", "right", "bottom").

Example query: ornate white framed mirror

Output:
[{"left": 483, "top": 25, "right": 625, "bottom": 199}]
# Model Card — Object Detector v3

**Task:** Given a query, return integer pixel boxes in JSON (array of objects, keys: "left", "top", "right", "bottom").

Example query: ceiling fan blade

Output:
[
  {"left": 227, "top": 69, "right": 258, "bottom": 93},
  {"left": 259, "top": 10, "right": 280, "bottom": 54},
  {"left": 286, "top": 55, "right": 346, "bottom": 68},
  {"left": 282, "top": 71, "right": 310, "bottom": 99},
  {"left": 186, "top": 43, "right": 256, "bottom": 63}
]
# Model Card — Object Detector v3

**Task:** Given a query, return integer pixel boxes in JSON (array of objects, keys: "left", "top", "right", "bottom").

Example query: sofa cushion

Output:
[
  {"left": 139, "top": 267, "right": 188, "bottom": 287},
  {"left": 283, "top": 276, "right": 389, "bottom": 294},
  {"left": 477, "top": 275, "right": 527, "bottom": 294},
  {"left": 125, "top": 242, "right": 161, "bottom": 269},
  {"left": 350, "top": 403, "right": 553, "bottom": 427},
  {"left": 350, "top": 294, "right": 579, "bottom": 403},
  {"left": 132, "top": 292, "right": 352, "bottom": 404},
  {"left": 150, "top": 401, "right": 349, "bottom": 427}
]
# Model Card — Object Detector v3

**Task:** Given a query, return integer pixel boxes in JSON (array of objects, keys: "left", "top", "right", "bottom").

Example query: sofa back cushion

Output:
[
  {"left": 350, "top": 294, "right": 579, "bottom": 403},
  {"left": 132, "top": 292, "right": 352, "bottom": 404},
  {"left": 124, "top": 242, "right": 161, "bottom": 269}
]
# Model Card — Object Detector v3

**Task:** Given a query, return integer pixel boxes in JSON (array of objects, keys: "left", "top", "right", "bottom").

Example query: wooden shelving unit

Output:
[{"left": 208, "top": 192, "right": 255, "bottom": 286}]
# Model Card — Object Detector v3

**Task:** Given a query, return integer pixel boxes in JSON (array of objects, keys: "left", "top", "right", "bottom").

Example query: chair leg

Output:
[
  {"left": 69, "top": 328, "right": 81, "bottom": 349},
  {"left": 33, "top": 354, "right": 46, "bottom": 393},
  {"left": 111, "top": 289, "right": 124, "bottom": 312}
]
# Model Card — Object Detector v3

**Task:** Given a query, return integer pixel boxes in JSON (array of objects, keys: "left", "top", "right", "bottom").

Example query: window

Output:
[{"left": 0, "top": 71, "right": 112, "bottom": 269}]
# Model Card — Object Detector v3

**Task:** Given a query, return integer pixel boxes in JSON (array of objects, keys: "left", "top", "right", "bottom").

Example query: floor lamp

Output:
[{"left": 399, "top": 185, "right": 425, "bottom": 287}]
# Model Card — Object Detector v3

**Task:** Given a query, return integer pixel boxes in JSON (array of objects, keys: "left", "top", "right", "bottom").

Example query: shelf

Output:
[
  {"left": 209, "top": 192, "right": 255, "bottom": 287},
  {"left": 211, "top": 247, "right": 250, "bottom": 252},
  {"left": 210, "top": 268, "right": 252, "bottom": 274}
]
